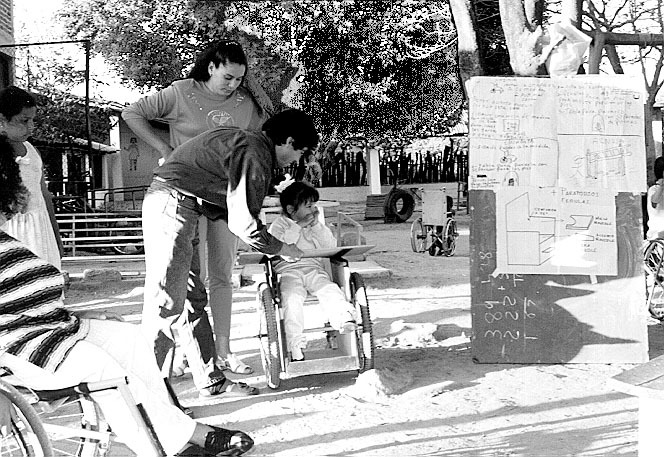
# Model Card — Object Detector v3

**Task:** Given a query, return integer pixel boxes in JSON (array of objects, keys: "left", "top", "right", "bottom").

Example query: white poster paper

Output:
[
  {"left": 468, "top": 76, "right": 646, "bottom": 193},
  {"left": 495, "top": 187, "right": 617, "bottom": 276}
]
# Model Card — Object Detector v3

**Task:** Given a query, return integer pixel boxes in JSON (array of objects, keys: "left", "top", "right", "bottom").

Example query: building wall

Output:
[
  {"left": 0, "top": 0, "right": 14, "bottom": 87},
  {"left": 117, "top": 117, "right": 165, "bottom": 189}
]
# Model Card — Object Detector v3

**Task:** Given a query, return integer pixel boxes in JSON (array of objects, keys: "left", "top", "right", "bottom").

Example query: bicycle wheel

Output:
[
  {"left": 110, "top": 220, "right": 144, "bottom": 255},
  {"left": 349, "top": 273, "right": 374, "bottom": 372},
  {"left": 410, "top": 218, "right": 427, "bottom": 253},
  {"left": 258, "top": 284, "right": 282, "bottom": 389},
  {"left": 441, "top": 219, "right": 458, "bottom": 257},
  {"left": 0, "top": 379, "right": 52, "bottom": 457}
]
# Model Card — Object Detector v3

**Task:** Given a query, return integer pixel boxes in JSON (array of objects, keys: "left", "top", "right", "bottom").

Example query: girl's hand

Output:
[{"left": 296, "top": 208, "right": 319, "bottom": 228}]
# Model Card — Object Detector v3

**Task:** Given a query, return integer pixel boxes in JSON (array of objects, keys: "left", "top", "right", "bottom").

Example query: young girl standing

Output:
[
  {"left": 0, "top": 86, "right": 63, "bottom": 270},
  {"left": 268, "top": 180, "right": 357, "bottom": 361}
]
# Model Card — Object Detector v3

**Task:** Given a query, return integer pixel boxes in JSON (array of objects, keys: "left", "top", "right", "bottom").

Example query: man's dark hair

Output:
[
  {"left": 656, "top": 156, "right": 664, "bottom": 181},
  {"left": 262, "top": 109, "right": 319, "bottom": 151}
]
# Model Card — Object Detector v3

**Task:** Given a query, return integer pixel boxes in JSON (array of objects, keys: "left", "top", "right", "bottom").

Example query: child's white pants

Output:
[{"left": 279, "top": 266, "right": 356, "bottom": 352}]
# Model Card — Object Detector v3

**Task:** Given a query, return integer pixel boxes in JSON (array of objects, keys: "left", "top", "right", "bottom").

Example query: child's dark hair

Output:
[
  {"left": 279, "top": 181, "right": 319, "bottom": 215},
  {"left": 655, "top": 156, "right": 664, "bottom": 181},
  {"left": 0, "top": 134, "right": 28, "bottom": 218},
  {"left": 186, "top": 40, "right": 248, "bottom": 81},
  {"left": 0, "top": 86, "right": 36, "bottom": 120}
]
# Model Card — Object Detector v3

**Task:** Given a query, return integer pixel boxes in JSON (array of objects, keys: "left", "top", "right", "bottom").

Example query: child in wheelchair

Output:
[{"left": 268, "top": 179, "right": 357, "bottom": 361}]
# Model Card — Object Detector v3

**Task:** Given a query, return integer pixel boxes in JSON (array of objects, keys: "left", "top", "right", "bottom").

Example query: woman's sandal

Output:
[
  {"left": 201, "top": 378, "right": 259, "bottom": 398},
  {"left": 218, "top": 354, "right": 254, "bottom": 375}
]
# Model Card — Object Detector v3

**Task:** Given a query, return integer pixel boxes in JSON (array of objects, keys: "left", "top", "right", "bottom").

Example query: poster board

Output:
[{"left": 468, "top": 76, "right": 648, "bottom": 363}]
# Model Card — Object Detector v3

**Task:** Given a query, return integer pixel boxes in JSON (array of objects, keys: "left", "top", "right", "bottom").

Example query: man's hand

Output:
[{"left": 278, "top": 243, "right": 303, "bottom": 263}]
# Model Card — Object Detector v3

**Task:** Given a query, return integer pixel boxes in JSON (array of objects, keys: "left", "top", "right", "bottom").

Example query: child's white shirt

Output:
[{"left": 268, "top": 210, "right": 337, "bottom": 273}]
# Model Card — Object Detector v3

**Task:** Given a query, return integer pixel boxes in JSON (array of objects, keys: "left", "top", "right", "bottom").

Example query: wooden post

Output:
[{"left": 366, "top": 145, "right": 381, "bottom": 195}]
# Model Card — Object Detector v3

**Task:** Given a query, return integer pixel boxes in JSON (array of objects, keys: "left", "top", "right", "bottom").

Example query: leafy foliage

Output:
[{"left": 58, "top": 0, "right": 466, "bottom": 145}]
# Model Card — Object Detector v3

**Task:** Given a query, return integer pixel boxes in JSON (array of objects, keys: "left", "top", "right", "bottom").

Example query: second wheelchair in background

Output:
[{"left": 410, "top": 188, "right": 459, "bottom": 256}]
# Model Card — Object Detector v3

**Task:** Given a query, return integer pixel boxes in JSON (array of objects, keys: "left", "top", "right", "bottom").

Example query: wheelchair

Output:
[
  {"left": 410, "top": 189, "right": 459, "bottom": 256},
  {"left": 644, "top": 239, "right": 664, "bottom": 320},
  {"left": 0, "top": 353, "right": 166, "bottom": 456},
  {"left": 239, "top": 246, "right": 375, "bottom": 389}
]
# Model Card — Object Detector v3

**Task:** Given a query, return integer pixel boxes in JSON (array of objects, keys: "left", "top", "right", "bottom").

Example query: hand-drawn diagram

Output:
[
  {"left": 468, "top": 76, "right": 646, "bottom": 193},
  {"left": 504, "top": 192, "right": 555, "bottom": 266},
  {"left": 496, "top": 187, "right": 617, "bottom": 276}
]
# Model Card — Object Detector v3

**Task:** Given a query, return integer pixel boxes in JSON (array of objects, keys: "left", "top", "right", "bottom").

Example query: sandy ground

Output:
[{"left": 62, "top": 191, "right": 662, "bottom": 457}]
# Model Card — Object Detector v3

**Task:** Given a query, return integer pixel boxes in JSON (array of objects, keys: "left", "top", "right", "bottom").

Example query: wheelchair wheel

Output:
[
  {"left": 258, "top": 283, "right": 282, "bottom": 389},
  {"left": 350, "top": 273, "right": 374, "bottom": 372},
  {"left": 644, "top": 240, "right": 664, "bottom": 320},
  {"left": 410, "top": 218, "right": 428, "bottom": 253},
  {"left": 441, "top": 219, "right": 458, "bottom": 257},
  {"left": 35, "top": 393, "right": 110, "bottom": 457},
  {"left": 0, "top": 380, "right": 52, "bottom": 457}
]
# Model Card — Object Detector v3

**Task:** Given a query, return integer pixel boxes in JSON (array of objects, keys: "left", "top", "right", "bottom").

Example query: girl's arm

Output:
[
  {"left": 308, "top": 208, "right": 338, "bottom": 249},
  {"left": 39, "top": 160, "right": 64, "bottom": 258}
]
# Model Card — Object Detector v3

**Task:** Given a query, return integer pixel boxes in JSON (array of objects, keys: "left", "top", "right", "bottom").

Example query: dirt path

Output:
[{"left": 63, "top": 202, "right": 659, "bottom": 456}]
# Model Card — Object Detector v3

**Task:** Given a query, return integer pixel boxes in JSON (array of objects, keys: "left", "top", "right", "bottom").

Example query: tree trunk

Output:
[
  {"left": 561, "top": 0, "right": 583, "bottom": 27},
  {"left": 449, "top": 0, "right": 484, "bottom": 95},
  {"left": 498, "top": 0, "right": 545, "bottom": 75}
]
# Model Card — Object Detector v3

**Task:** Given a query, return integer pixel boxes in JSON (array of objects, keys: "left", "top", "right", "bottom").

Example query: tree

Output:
[
  {"left": 583, "top": 0, "right": 664, "bottom": 179},
  {"left": 59, "top": 0, "right": 466, "bottom": 144},
  {"left": 13, "top": 5, "right": 116, "bottom": 144}
]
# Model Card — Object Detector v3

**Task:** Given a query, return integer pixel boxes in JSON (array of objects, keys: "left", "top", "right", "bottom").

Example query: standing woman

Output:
[
  {"left": 0, "top": 86, "right": 63, "bottom": 270},
  {"left": 123, "top": 40, "right": 268, "bottom": 377}
]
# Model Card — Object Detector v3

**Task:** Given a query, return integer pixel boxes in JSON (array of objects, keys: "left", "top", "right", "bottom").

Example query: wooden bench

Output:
[{"left": 610, "top": 354, "right": 664, "bottom": 456}]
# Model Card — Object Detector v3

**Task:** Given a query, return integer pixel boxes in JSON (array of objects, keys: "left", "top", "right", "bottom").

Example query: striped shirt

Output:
[{"left": 0, "top": 231, "right": 89, "bottom": 372}]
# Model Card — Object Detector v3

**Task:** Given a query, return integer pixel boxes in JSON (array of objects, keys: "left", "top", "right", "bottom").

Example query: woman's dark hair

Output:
[
  {"left": 0, "top": 135, "right": 28, "bottom": 219},
  {"left": 186, "top": 40, "right": 248, "bottom": 82},
  {"left": 262, "top": 109, "right": 319, "bottom": 151},
  {"left": 279, "top": 181, "right": 319, "bottom": 215},
  {"left": 0, "top": 86, "right": 36, "bottom": 120}
]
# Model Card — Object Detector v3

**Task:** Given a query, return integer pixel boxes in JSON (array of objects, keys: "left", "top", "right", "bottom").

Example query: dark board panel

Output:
[{"left": 470, "top": 190, "right": 648, "bottom": 363}]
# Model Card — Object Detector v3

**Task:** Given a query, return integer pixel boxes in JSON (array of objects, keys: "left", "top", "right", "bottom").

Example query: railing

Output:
[{"left": 56, "top": 212, "right": 143, "bottom": 257}]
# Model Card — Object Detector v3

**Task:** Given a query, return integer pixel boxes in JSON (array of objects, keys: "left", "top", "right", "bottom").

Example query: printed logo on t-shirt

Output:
[{"left": 208, "top": 110, "right": 235, "bottom": 128}]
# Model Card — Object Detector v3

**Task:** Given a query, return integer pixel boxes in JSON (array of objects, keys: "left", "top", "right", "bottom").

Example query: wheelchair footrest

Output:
[{"left": 286, "top": 355, "right": 359, "bottom": 376}]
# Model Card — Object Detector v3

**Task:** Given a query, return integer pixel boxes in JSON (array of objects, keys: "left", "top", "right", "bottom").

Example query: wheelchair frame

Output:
[
  {"left": 241, "top": 247, "right": 375, "bottom": 389},
  {"left": 410, "top": 189, "right": 459, "bottom": 256},
  {"left": 644, "top": 239, "right": 664, "bottom": 320},
  {"left": 0, "top": 362, "right": 166, "bottom": 457}
]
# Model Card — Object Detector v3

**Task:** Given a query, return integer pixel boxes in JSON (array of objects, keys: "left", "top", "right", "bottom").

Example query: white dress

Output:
[{"left": 1, "top": 142, "right": 61, "bottom": 269}]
